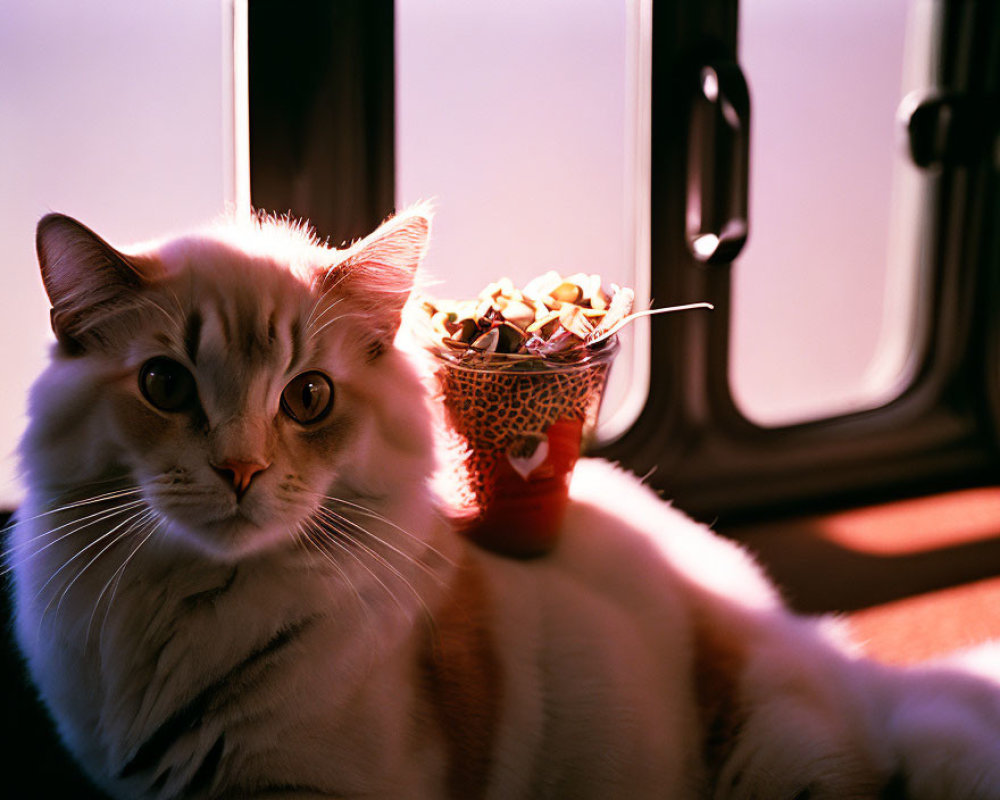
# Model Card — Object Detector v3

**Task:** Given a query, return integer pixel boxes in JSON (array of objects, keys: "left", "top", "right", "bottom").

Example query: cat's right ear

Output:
[
  {"left": 312, "top": 206, "right": 433, "bottom": 357},
  {"left": 36, "top": 214, "right": 156, "bottom": 354}
]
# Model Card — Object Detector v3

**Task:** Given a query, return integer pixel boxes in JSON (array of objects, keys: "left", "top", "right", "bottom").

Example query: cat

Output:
[{"left": 8, "top": 207, "right": 1000, "bottom": 799}]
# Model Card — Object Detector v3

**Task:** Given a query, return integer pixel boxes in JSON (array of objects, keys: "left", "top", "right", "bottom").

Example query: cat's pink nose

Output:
[{"left": 212, "top": 459, "right": 269, "bottom": 498}]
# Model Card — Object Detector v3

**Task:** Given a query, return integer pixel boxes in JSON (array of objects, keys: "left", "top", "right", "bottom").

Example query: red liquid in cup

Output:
[
  {"left": 435, "top": 344, "right": 617, "bottom": 558},
  {"left": 452, "top": 418, "right": 583, "bottom": 557}
]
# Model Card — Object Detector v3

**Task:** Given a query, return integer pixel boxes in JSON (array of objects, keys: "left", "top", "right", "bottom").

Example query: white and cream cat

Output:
[{"left": 9, "top": 208, "right": 1000, "bottom": 799}]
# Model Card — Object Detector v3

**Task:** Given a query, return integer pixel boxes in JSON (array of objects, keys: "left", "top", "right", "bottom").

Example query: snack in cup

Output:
[{"left": 418, "top": 272, "right": 710, "bottom": 557}]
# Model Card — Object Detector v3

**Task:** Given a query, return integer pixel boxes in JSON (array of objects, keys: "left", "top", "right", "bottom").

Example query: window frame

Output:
[{"left": 597, "top": 0, "right": 1000, "bottom": 521}]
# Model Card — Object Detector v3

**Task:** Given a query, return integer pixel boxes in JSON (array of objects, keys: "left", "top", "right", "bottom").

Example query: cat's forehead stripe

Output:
[
  {"left": 164, "top": 256, "right": 320, "bottom": 371},
  {"left": 184, "top": 310, "right": 203, "bottom": 364},
  {"left": 207, "top": 289, "right": 233, "bottom": 349},
  {"left": 235, "top": 295, "right": 277, "bottom": 360},
  {"left": 289, "top": 317, "right": 304, "bottom": 372},
  {"left": 192, "top": 288, "right": 298, "bottom": 371}
]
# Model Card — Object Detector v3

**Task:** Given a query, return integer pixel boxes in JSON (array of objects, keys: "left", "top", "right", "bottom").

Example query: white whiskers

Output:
[
  {"left": 38, "top": 507, "right": 152, "bottom": 629},
  {"left": 322, "top": 495, "right": 456, "bottom": 569},
  {"left": 305, "top": 517, "right": 410, "bottom": 617},
  {"left": 1, "top": 485, "right": 160, "bottom": 646},
  {"left": 306, "top": 307, "right": 371, "bottom": 344},
  {"left": 294, "top": 495, "right": 448, "bottom": 642},
  {"left": 303, "top": 295, "right": 345, "bottom": 337},
  {"left": 86, "top": 513, "right": 163, "bottom": 649},
  {"left": 1, "top": 491, "right": 146, "bottom": 577}
]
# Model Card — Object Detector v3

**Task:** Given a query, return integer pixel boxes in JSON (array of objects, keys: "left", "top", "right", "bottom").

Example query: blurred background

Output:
[
  {"left": 0, "top": 0, "right": 235, "bottom": 507},
  {"left": 2, "top": 0, "right": 982, "bottom": 508},
  {"left": 1, "top": 0, "right": 998, "bottom": 796}
]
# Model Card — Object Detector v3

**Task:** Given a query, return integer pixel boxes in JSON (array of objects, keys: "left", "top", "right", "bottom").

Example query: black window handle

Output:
[
  {"left": 903, "top": 91, "right": 999, "bottom": 169},
  {"left": 686, "top": 61, "right": 751, "bottom": 265}
]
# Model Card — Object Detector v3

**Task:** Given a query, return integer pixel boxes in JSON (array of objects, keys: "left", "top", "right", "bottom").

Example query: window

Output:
[
  {"left": 0, "top": 0, "right": 238, "bottom": 508},
  {"left": 395, "top": 0, "right": 652, "bottom": 440},
  {"left": 731, "top": 0, "right": 937, "bottom": 426}
]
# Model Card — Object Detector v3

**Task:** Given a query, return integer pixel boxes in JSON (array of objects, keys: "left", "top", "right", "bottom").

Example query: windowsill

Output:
[{"left": 721, "top": 487, "right": 1000, "bottom": 664}]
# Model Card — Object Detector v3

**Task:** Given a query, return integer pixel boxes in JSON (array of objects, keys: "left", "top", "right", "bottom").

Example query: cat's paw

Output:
[
  {"left": 885, "top": 661, "right": 1000, "bottom": 800},
  {"left": 710, "top": 643, "right": 1000, "bottom": 799},
  {"left": 712, "top": 711, "right": 893, "bottom": 800}
]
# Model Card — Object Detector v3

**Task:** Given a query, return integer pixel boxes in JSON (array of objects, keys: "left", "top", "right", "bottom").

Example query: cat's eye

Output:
[
  {"left": 139, "top": 357, "right": 197, "bottom": 412},
  {"left": 281, "top": 371, "right": 334, "bottom": 424}
]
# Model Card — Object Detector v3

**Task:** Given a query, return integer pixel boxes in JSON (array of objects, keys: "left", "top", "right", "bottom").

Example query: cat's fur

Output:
[{"left": 9, "top": 209, "right": 1000, "bottom": 799}]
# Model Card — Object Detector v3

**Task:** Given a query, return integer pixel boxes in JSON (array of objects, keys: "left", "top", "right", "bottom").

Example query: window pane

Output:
[
  {"left": 0, "top": 0, "right": 235, "bottom": 505},
  {"left": 396, "top": 0, "right": 651, "bottom": 440},
  {"left": 729, "top": 0, "right": 938, "bottom": 426}
]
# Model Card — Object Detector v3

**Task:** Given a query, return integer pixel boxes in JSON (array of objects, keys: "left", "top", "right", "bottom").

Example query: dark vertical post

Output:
[{"left": 248, "top": 0, "right": 395, "bottom": 245}]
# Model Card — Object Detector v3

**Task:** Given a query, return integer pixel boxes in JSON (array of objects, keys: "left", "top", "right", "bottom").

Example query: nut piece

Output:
[
  {"left": 558, "top": 304, "right": 595, "bottom": 340},
  {"left": 470, "top": 327, "right": 499, "bottom": 354},
  {"left": 497, "top": 297, "right": 535, "bottom": 329},
  {"left": 550, "top": 281, "right": 583, "bottom": 304}
]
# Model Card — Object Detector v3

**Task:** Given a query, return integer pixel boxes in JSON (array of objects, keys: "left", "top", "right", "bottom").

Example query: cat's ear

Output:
[
  {"left": 313, "top": 206, "right": 432, "bottom": 356},
  {"left": 36, "top": 214, "right": 157, "bottom": 354}
]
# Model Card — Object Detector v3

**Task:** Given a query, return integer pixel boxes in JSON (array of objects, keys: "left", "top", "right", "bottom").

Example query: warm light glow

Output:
[
  {"left": 232, "top": 0, "right": 251, "bottom": 222},
  {"left": 396, "top": 0, "right": 653, "bottom": 443},
  {"left": 0, "top": 1, "right": 231, "bottom": 506},
  {"left": 817, "top": 487, "right": 1000, "bottom": 557}
]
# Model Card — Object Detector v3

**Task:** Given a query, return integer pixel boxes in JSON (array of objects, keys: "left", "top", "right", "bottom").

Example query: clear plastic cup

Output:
[{"left": 433, "top": 339, "right": 619, "bottom": 556}]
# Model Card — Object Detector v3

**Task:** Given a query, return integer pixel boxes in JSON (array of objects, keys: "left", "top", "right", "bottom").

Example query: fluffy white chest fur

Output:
[{"left": 10, "top": 209, "right": 1000, "bottom": 799}]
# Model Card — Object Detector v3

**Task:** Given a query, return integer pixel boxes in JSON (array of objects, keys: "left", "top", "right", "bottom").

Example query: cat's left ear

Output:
[{"left": 314, "top": 206, "right": 432, "bottom": 356}]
